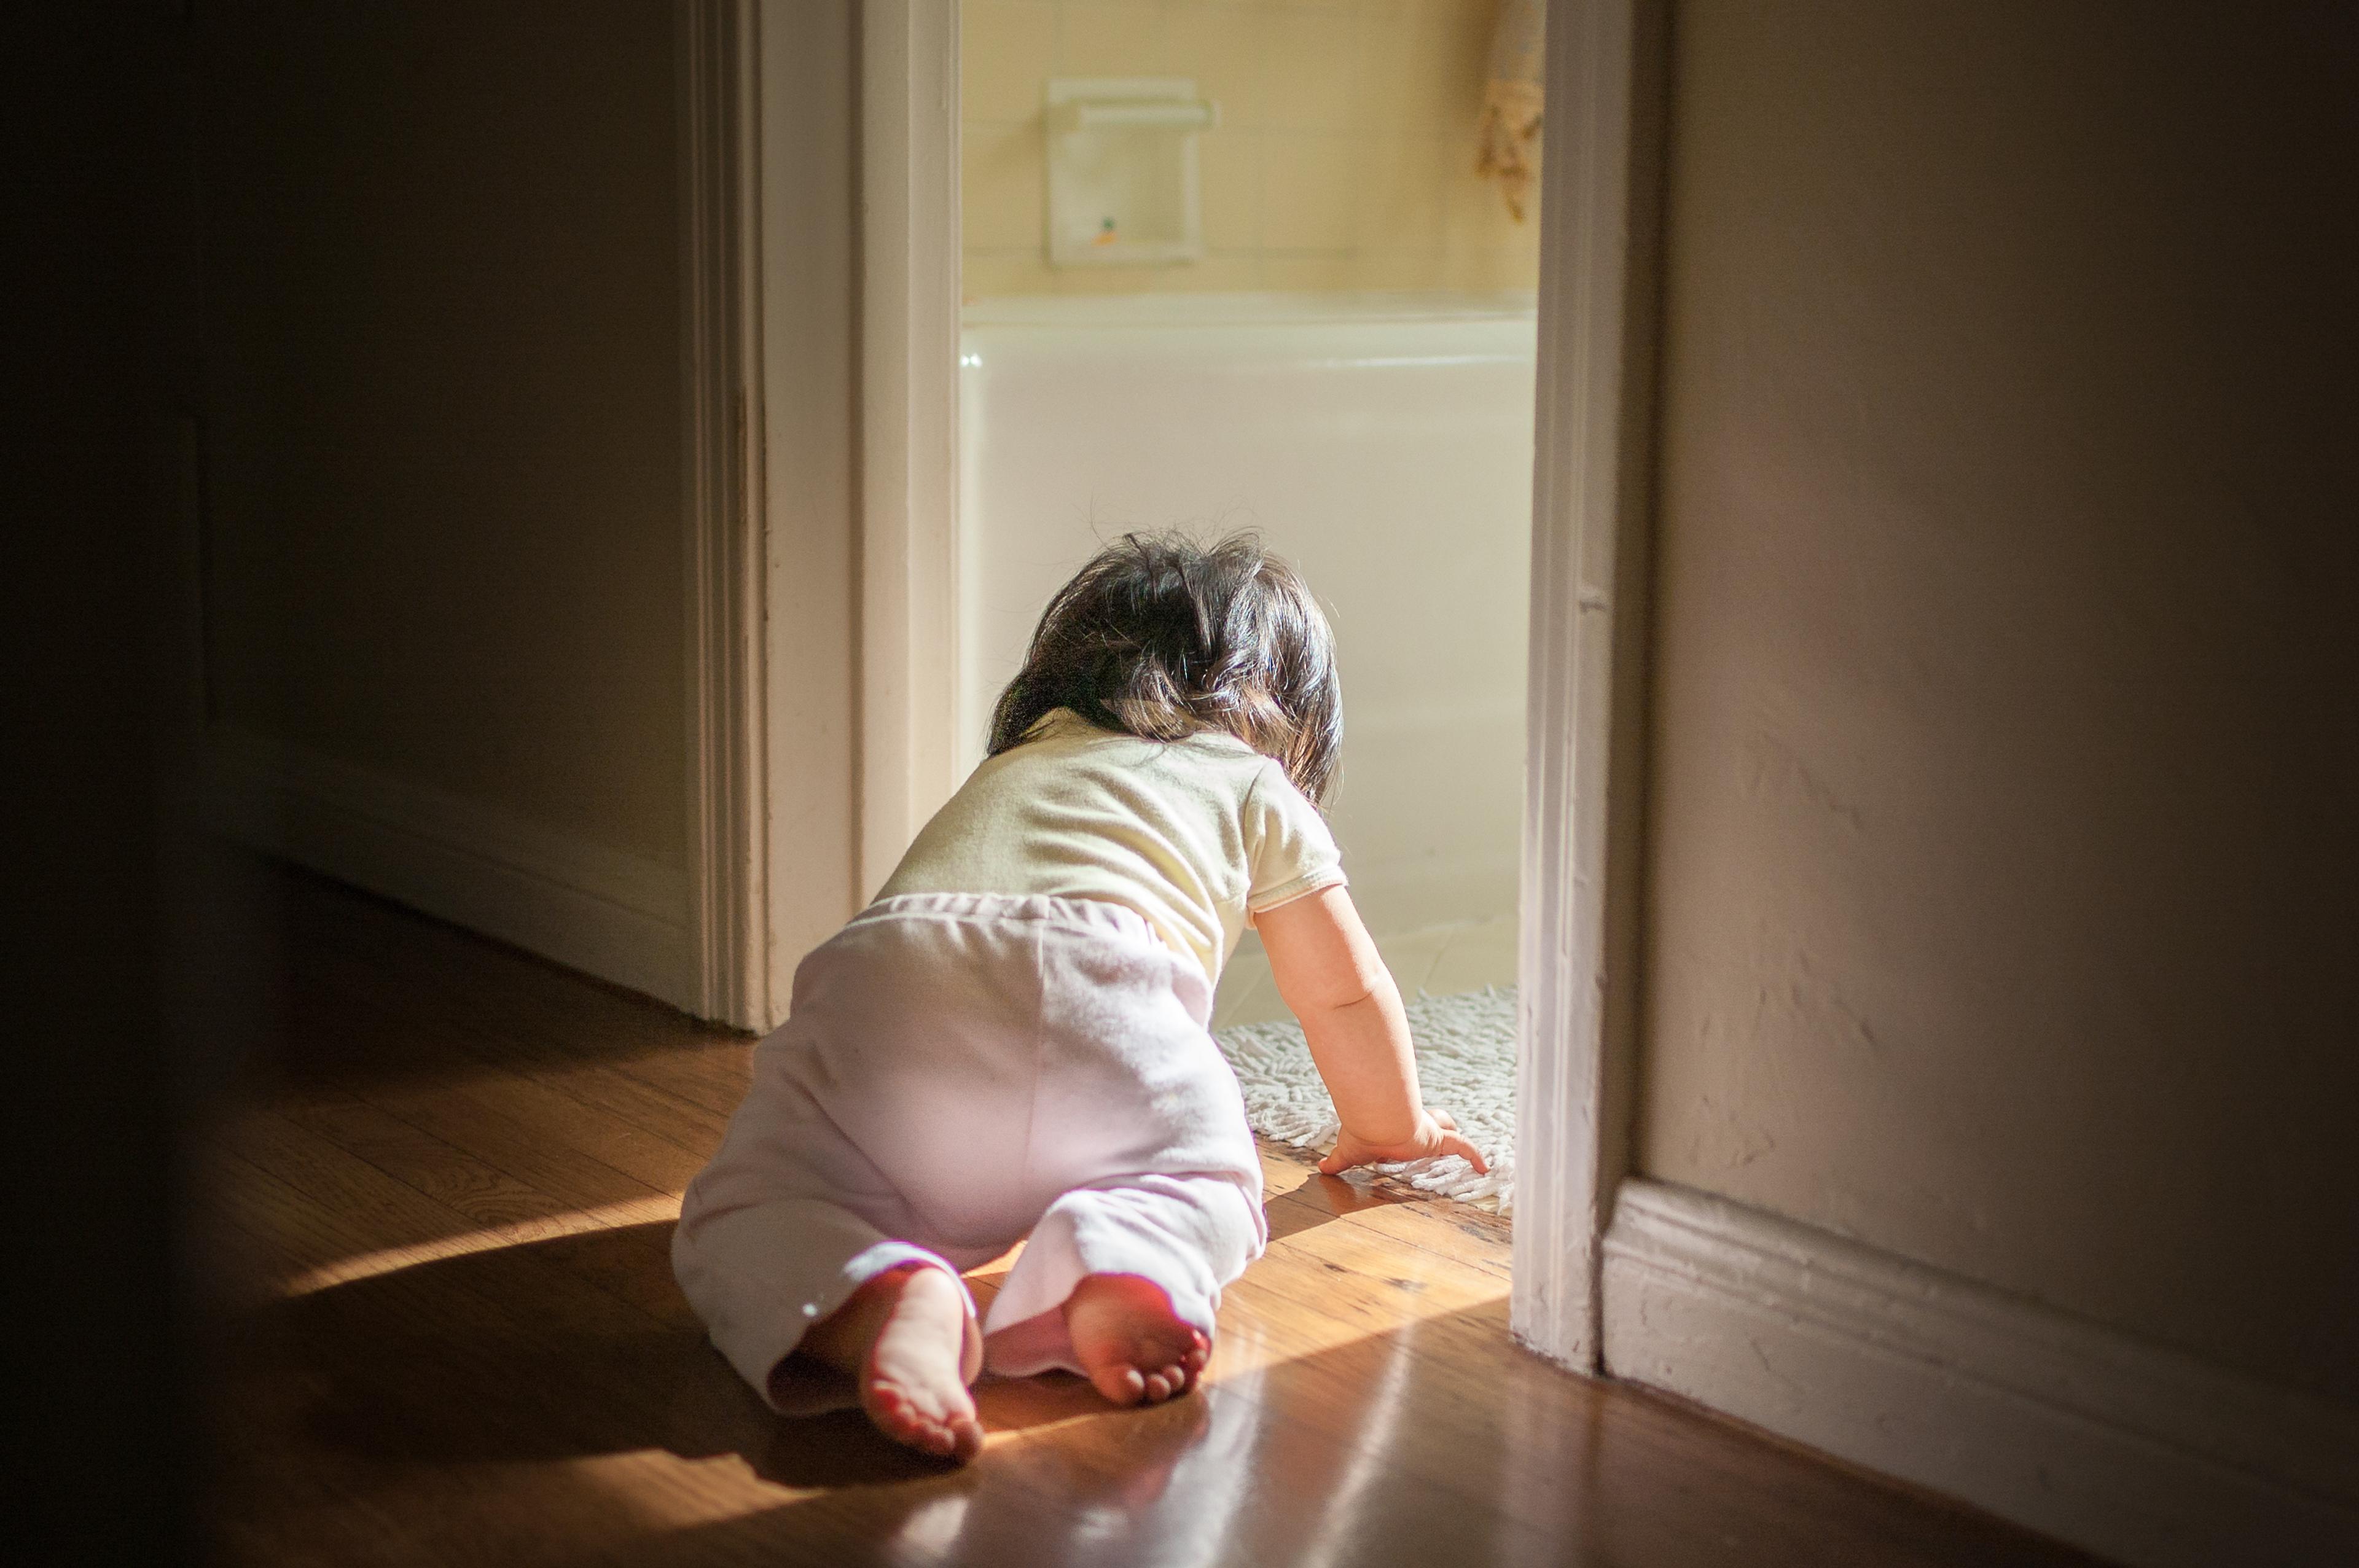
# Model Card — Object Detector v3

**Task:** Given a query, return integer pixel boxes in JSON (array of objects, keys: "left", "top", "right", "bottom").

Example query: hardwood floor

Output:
[{"left": 194, "top": 869, "right": 2099, "bottom": 1567}]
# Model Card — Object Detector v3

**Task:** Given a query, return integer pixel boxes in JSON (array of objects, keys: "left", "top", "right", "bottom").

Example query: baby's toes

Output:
[
  {"left": 866, "top": 1387, "right": 926, "bottom": 1445},
  {"left": 1095, "top": 1364, "right": 1148, "bottom": 1406},
  {"left": 899, "top": 1408, "right": 962, "bottom": 1457},
  {"left": 866, "top": 1380, "right": 975, "bottom": 1459}
]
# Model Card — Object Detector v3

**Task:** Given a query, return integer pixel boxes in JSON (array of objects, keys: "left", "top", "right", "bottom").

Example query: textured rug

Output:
[{"left": 1215, "top": 986, "right": 1516, "bottom": 1214}]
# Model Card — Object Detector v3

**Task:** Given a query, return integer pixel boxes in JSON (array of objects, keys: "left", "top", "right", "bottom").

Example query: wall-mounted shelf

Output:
[{"left": 1044, "top": 77, "right": 1219, "bottom": 268}]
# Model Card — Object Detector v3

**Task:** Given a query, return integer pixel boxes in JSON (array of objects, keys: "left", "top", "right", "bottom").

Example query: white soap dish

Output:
[{"left": 1044, "top": 77, "right": 1219, "bottom": 268}]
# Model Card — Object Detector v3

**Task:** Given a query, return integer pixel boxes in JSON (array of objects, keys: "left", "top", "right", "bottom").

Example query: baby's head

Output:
[{"left": 989, "top": 532, "right": 1342, "bottom": 805}]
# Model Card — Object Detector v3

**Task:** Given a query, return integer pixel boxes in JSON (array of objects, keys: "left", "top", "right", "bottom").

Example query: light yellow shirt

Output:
[{"left": 877, "top": 709, "right": 1346, "bottom": 984}]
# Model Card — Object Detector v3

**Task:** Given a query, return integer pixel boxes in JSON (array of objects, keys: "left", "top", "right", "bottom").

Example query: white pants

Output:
[{"left": 673, "top": 892, "right": 1268, "bottom": 1411}]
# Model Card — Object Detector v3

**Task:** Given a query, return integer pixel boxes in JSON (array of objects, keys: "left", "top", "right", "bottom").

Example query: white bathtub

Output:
[{"left": 958, "top": 292, "right": 1536, "bottom": 1017}]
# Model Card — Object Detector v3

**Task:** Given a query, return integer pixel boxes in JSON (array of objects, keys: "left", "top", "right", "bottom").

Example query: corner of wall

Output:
[{"left": 1600, "top": 1179, "right": 2359, "bottom": 1567}]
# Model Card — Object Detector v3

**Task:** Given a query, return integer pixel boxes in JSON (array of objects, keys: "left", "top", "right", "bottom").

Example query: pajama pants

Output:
[{"left": 673, "top": 892, "right": 1269, "bottom": 1411}]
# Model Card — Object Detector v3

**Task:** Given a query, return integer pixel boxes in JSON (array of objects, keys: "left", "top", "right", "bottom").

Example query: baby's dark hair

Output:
[{"left": 988, "top": 532, "right": 1343, "bottom": 805}]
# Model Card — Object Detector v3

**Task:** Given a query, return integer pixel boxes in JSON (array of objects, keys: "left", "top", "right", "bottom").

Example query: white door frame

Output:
[
  {"left": 856, "top": 0, "right": 965, "bottom": 900},
  {"left": 682, "top": 0, "right": 964, "bottom": 1032},
  {"left": 1509, "top": 0, "right": 1668, "bottom": 1372},
  {"left": 678, "top": 0, "right": 770, "bottom": 1029},
  {"left": 705, "top": 2, "right": 1670, "bottom": 1371}
]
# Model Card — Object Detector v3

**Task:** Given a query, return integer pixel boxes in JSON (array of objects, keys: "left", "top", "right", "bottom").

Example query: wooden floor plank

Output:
[
  {"left": 351, "top": 1072, "right": 678, "bottom": 1214},
  {"left": 430, "top": 1059, "right": 713, "bottom": 1196},
  {"left": 200, "top": 867, "right": 2101, "bottom": 1567}
]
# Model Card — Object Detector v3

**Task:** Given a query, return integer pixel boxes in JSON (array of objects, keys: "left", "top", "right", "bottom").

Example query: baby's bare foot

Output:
[
  {"left": 861, "top": 1266, "right": 985, "bottom": 1461},
  {"left": 1063, "top": 1273, "right": 1210, "bottom": 1408},
  {"left": 797, "top": 1263, "right": 983, "bottom": 1462}
]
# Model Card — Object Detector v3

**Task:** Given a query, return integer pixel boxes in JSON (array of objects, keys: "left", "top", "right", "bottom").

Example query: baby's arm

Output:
[{"left": 1256, "top": 885, "right": 1490, "bottom": 1177}]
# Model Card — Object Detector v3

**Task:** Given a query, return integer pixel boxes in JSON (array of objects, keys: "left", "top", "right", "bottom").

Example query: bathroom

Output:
[{"left": 955, "top": 0, "right": 1544, "bottom": 1029}]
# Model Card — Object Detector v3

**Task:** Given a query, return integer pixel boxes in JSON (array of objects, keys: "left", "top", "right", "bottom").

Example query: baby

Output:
[{"left": 673, "top": 532, "right": 1485, "bottom": 1462}]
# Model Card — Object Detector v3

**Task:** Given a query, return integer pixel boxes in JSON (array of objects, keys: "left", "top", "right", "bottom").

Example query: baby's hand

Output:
[{"left": 1318, "top": 1107, "right": 1489, "bottom": 1177}]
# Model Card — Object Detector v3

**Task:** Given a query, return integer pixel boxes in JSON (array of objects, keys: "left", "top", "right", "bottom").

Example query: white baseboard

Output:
[
  {"left": 1602, "top": 1179, "right": 2359, "bottom": 1567},
  {"left": 201, "top": 725, "right": 694, "bottom": 1013}
]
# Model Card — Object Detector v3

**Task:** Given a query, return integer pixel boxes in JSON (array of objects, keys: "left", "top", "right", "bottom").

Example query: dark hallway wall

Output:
[
  {"left": 1635, "top": 0, "right": 2358, "bottom": 1402},
  {"left": 194, "top": 1, "right": 687, "bottom": 870}
]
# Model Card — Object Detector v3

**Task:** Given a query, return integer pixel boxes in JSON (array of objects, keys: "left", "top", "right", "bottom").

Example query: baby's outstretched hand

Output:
[{"left": 1318, "top": 1107, "right": 1489, "bottom": 1177}]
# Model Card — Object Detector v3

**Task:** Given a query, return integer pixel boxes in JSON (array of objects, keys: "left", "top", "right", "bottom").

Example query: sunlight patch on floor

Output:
[{"left": 277, "top": 1194, "right": 681, "bottom": 1297}]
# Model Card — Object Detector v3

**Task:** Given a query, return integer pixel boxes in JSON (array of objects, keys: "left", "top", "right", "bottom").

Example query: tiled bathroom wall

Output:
[{"left": 961, "top": 0, "right": 1542, "bottom": 298}]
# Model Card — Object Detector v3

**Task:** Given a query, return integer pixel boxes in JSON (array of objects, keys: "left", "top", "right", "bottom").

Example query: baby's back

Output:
[{"left": 877, "top": 709, "right": 1338, "bottom": 986}]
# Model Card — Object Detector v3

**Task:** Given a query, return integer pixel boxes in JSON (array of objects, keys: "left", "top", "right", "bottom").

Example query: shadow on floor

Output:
[
  {"left": 240, "top": 1217, "right": 1328, "bottom": 1495},
  {"left": 221, "top": 1213, "right": 2087, "bottom": 1568},
  {"left": 238, "top": 862, "right": 751, "bottom": 1100},
  {"left": 252, "top": 1220, "right": 960, "bottom": 1489}
]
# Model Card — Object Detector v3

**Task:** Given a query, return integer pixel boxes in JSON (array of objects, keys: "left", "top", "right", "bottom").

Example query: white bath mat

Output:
[{"left": 1215, "top": 986, "right": 1516, "bottom": 1215}]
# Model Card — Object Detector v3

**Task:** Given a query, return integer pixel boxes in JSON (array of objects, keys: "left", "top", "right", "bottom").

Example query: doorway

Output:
[{"left": 769, "top": 0, "right": 1662, "bottom": 1373}]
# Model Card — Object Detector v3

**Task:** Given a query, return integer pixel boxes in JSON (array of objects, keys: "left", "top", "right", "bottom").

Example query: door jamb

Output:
[
  {"left": 687, "top": 1, "right": 961, "bottom": 1030},
  {"left": 856, "top": 0, "right": 964, "bottom": 900},
  {"left": 679, "top": 0, "right": 770, "bottom": 1028},
  {"left": 715, "top": 2, "right": 1672, "bottom": 1367},
  {"left": 1511, "top": 0, "right": 1669, "bottom": 1371}
]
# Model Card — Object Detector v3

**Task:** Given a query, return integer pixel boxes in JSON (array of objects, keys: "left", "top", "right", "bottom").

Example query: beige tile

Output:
[
  {"left": 1433, "top": 247, "right": 1486, "bottom": 292},
  {"left": 1260, "top": 11, "right": 1355, "bottom": 130},
  {"left": 1372, "top": 4, "right": 1489, "bottom": 133},
  {"left": 1498, "top": 212, "right": 1545, "bottom": 290},
  {"left": 961, "top": 250, "right": 1060, "bottom": 302},
  {"left": 1436, "top": 202, "right": 1541, "bottom": 291},
  {"left": 1439, "top": 241, "right": 1541, "bottom": 295},
  {"left": 961, "top": 122, "right": 1046, "bottom": 251},
  {"left": 1050, "top": 261, "right": 1167, "bottom": 294},
  {"left": 1196, "top": 127, "right": 1262, "bottom": 249},
  {"left": 1260, "top": 133, "right": 1357, "bottom": 251},
  {"left": 1350, "top": 132, "right": 1445, "bottom": 250},
  {"left": 960, "top": 1, "right": 1517, "bottom": 294},
  {"left": 963, "top": 1, "right": 1058, "bottom": 123},
  {"left": 1508, "top": 203, "right": 1543, "bottom": 276},
  {"left": 1055, "top": 2, "right": 1172, "bottom": 76},
  {"left": 1152, "top": 254, "right": 1264, "bottom": 292},
  {"left": 1350, "top": 12, "right": 1422, "bottom": 133},
  {"left": 1428, "top": 1, "right": 1496, "bottom": 125},
  {"left": 1347, "top": 248, "right": 1446, "bottom": 291},
  {"left": 1165, "top": 7, "right": 1269, "bottom": 128},
  {"left": 1259, "top": 254, "right": 1357, "bottom": 292},
  {"left": 1443, "top": 152, "right": 1541, "bottom": 254}
]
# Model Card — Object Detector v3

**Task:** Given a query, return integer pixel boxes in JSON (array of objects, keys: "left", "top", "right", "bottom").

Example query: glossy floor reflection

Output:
[{"left": 200, "top": 868, "right": 2096, "bottom": 1567}]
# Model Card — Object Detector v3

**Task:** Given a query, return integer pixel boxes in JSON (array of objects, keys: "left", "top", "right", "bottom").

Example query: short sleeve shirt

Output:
[{"left": 875, "top": 709, "right": 1345, "bottom": 985}]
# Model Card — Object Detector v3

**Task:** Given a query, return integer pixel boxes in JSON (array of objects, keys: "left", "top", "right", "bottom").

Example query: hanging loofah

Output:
[
  {"left": 1474, "top": 0, "right": 1546, "bottom": 222},
  {"left": 1217, "top": 986, "right": 1518, "bottom": 1215}
]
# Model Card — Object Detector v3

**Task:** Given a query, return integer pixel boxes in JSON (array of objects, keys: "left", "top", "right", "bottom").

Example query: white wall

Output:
[
  {"left": 193, "top": 2, "right": 695, "bottom": 1002},
  {"left": 1634, "top": 0, "right": 2358, "bottom": 1410}
]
